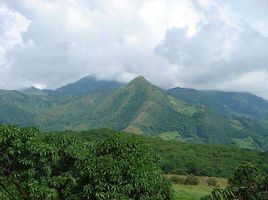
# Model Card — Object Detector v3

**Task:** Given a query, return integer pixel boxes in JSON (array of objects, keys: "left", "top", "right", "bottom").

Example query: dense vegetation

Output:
[
  {"left": 202, "top": 164, "right": 268, "bottom": 199},
  {"left": 1, "top": 125, "right": 268, "bottom": 199},
  {"left": 168, "top": 87, "right": 268, "bottom": 119},
  {"left": 52, "top": 129, "right": 268, "bottom": 178},
  {"left": 1, "top": 76, "right": 268, "bottom": 151},
  {"left": 0, "top": 125, "right": 172, "bottom": 199}
]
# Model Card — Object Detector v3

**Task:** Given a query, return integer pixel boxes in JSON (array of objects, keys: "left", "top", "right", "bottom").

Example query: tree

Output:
[
  {"left": 0, "top": 125, "right": 173, "bottom": 199},
  {"left": 0, "top": 125, "right": 58, "bottom": 199},
  {"left": 202, "top": 163, "right": 268, "bottom": 200},
  {"left": 69, "top": 134, "right": 173, "bottom": 199}
]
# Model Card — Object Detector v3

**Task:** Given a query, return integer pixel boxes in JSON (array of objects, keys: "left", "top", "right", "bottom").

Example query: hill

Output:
[
  {"left": 48, "top": 129, "right": 268, "bottom": 178},
  {"left": 168, "top": 87, "right": 268, "bottom": 119},
  {"left": 72, "top": 76, "right": 204, "bottom": 132},
  {"left": 1, "top": 76, "right": 268, "bottom": 150},
  {"left": 53, "top": 76, "right": 122, "bottom": 95}
]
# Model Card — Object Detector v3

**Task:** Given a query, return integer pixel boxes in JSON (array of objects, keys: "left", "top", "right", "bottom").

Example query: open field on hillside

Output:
[
  {"left": 167, "top": 175, "right": 228, "bottom": 200},
  {"left": 173, "top": 184, "right": 213, "bottom": 200}
]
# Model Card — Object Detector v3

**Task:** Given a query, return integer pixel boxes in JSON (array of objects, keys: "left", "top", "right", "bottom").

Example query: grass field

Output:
[
  {"left": 167, "top": 175, "right": 228, "bottom": 200},
  {"left": 173, "top": 184, "right": 213, "bottom": 200}
]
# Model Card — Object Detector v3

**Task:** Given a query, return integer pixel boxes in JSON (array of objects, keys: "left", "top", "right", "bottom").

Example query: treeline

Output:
[
  {"left": 0, "top": 125, "right": 172, "bottom": 199},
  {"left": 151, "top": 138, "right": 268, "bottom": 177},
  {"left": 59, "top": 128, "right": 268, "bottom": 177}
]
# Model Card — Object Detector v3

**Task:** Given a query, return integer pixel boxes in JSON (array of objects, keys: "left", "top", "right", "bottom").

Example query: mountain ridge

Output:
[
  {"left": 1, "top": 76, "right": 268, "bottom": 151},
  {"left": 168, "top": 87, "right": 268, "bottom": 119}
]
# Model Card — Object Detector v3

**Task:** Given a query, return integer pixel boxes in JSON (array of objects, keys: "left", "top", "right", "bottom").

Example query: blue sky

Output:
[{"left": 1, "top": 0, "right": 268, "bottom": 98}]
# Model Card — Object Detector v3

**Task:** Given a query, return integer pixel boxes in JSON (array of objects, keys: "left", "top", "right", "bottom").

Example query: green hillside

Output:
[
  {"left": 73, "top": 76, "right": 204, "bottom": 133},
  {"left": 47, "top": 129, "right": 268, "bottom": 178},
  {"left": 1, "top": 76, "right": 268, "bottom": 150},
  {"left": 53, "top": 75, "right": 122, "bottom": 95},
  {"left": 168, "top": 87, "right": 268, "bottom": 119}
]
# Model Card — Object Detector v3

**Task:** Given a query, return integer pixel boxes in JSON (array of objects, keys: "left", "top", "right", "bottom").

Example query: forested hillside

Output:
[
  {"left": 168, "top": 87, "right": 268, "bottom": 119},
  {"left": 62, "top": 128, "right": 268, "bottom": 178},
  {"left": 1, "top": 76, "right": 268, "bottom": 150}
]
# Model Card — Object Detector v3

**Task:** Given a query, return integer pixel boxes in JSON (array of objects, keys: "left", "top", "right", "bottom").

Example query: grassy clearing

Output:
[
  {"left": 167, "top": 175, "right": 228, "bottom": 200},
  {"left": 173, "top": 184, "right": 213, "bottom": 200}
]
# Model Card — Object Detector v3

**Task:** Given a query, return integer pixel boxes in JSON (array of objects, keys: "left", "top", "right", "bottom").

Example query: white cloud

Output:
[
  {"left": 140, "top": 0, "right": 200, "bottom": 39},
  {"left": 156, "top": 1, "right": 268, "bottom": 98},
  {"left": 0, "top": 2, "right": 30, "bottom": 88},
  {"left": 0, "top": 0, "right": 268, "bottom": 99},
  {"left": 0, "top": 0, "right": 202, "bottom": 89},
  {"left": 0, "top": 3, "right": 30, "bottom": 48},
  {"left": 197, "top": 0, "right": 213, "bottom": 8},
  {"left": 215, "top": 71, "right": 268, "bottom": 98}
]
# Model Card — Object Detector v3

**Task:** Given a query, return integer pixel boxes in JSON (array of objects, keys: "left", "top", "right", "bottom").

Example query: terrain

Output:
[
  {"left": 61, "top": 128, "right": 268, "bottom": 177},
  {"left": 1, "top": 76, "right": 268, "bottom": 150}
]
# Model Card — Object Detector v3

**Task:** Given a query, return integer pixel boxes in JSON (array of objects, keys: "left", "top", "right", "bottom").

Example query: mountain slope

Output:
[
  {"left": 0, "top": 90, "right": 35, "bottom": 125},
  {"left": 54, "top": 76, "right": 122, "bottom": 95},
  {"left": 168, "top": 87, "right": 268, "bottom": 119},
  {"left": 19, "top": 87, "right": 48, "bottom": 96},
  {"left": 73, "top": 76, "right": 204, "bottom": 134},
  {"left": 69, "top": 77, "right": 268, "bottom": 151},
  {"left": 1, "top": 76, "right": 268, "bottom": 150}
]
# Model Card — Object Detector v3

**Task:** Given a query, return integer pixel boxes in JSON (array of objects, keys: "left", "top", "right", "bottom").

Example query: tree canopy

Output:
[
  {"left": 202, "top": 163, "right": 268, "bottom": 200},
  {"left": 0, "top": 125, "right": 172, "bottom": 200}
]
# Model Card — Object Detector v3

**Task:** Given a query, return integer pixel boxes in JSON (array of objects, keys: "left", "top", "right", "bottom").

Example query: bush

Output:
[
  {"left": 203, "top": 164, "right": 268, "bottom": 200},
  {"left": 184, "top": 175, "right": 199, "bottom": 185},
  {"left": 207, "top": 177, "right": 218, "bottom": 186},
  {"left": 170, "top": 176, "right": 185, "bottom": 184}
]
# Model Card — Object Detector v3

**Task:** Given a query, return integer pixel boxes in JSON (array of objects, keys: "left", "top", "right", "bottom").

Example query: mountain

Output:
[
  {"left": 72, "top": 76, "right": 205, "bottom": 132},
  {"left": 19, "top": 87, "right": 48, "bottom": 96},
  {"left": 168, "top": 87, "right": 268, "bottom": 119},
  {"left": 1, "top": 76, "right": 268, "bottom": 150},
  {"left": 53, "top": 76, "right": 123, "bottom": 95}
]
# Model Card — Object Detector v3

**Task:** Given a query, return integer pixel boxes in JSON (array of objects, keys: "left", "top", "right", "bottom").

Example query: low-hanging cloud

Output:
[{"left": 0, "top": 0, "right": 268, "bottom": 98}]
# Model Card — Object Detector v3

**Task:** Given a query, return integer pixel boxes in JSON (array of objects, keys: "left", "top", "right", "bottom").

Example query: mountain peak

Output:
[
  {"left": 54, "top": 76, "right": 122, "bottom": 95},
  {"left": 128, "top": 76, "right": 151, "bottom": 86},
  {"left": 134, "top": 75, "right": 146, "bottom": 80},
  {"left": 19, "top": 87, "right": 47, "bottom": 96}
]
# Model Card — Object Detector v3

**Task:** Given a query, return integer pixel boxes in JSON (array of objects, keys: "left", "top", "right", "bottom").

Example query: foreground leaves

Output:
[
  {"left": 202, "top": 164, "right": 268, "bottom": 200},
  {"left": 0, "top": 125, "right": 173, "bottom": 200}
]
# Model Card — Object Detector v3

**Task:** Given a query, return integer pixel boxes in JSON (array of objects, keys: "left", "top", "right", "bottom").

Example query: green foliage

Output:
[
  {"left": 150, "top": 137, "right": 268, "bottom": 177},
  {"left": 2, "top": 76, "right": 268, "bottom": 151},
  {"left": 168, "top": 87, "right": 268, "bottom": 119},
  {"left": 0, "top": 125, "right": 59, "bottom": 199},
  {"left": 202, "top": 163, "right": 268, "bottom": 200},
  {"left": 73, "top": 134, "right": 173, "bottom": 200},
  {"left": 0, "top": 125, "right": 172, "bottom": 200},
  {"left": 64, "top": 128, "right": 268, "bottom": 178}
]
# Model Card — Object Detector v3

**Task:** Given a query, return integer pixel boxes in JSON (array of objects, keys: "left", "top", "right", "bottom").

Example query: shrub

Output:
[
  {"left": 207, "top": 177, "right": 218, "bottom": 186},
  {"left": 203, "top": 163, "right": 268, "bottom": 200},
  {"left": 184, "top": 175, "right": 199, "bottom": 185},
  {"left": 170, "top": 176, "right": 185, "bottom": 184}
]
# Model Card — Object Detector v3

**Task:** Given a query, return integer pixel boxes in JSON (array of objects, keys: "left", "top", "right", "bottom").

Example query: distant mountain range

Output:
[{"left": 1, "top": 76, "right": 268, "bottom": 151}]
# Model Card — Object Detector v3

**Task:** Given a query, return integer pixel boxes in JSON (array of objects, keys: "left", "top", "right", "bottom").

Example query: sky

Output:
[{"left": 1, "top": 0, "right": 268, "bottom": 99}]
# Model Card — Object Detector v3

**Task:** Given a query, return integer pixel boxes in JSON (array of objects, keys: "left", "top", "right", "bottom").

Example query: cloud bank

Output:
[{"left": 0, "top": 0, "right": 268, "bottom": 98}]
